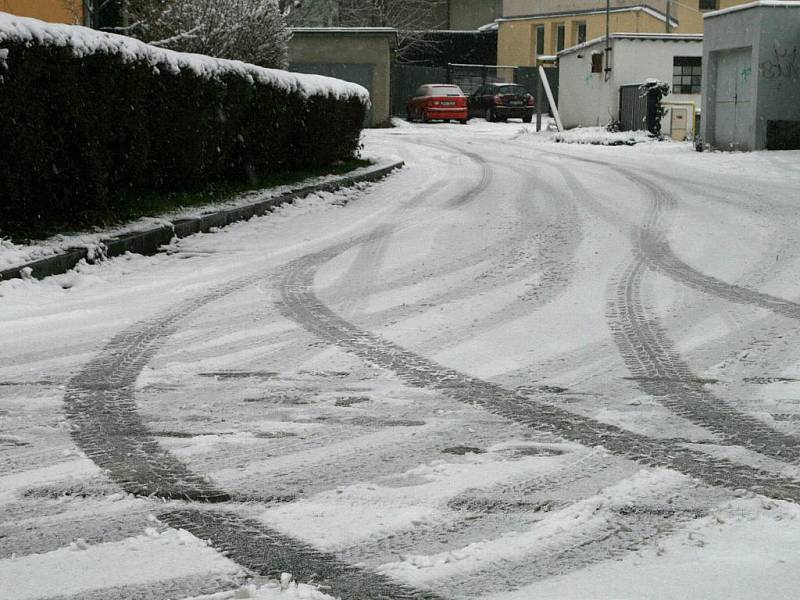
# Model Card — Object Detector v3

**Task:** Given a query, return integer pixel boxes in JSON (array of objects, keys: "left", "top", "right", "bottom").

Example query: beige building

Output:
[
  {"left": 497, "top": 0, "right": 749, "bottom": 66},
  {"left": 0, "top": 0, "right": 82, "bottom": 23}
]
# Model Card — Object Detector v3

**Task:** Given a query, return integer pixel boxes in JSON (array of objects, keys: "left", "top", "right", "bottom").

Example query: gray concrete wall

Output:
[
  {"left": 289, "top": 30, "right": 397, "bottom": 127},
  {"left": 755, "top": 8, "right": 800, "bottom": 149},
  {"left": 702, "top": 5, "right": 800, "bottom": 150},
  {"left": 449, "top": 0, "right": 502, "bottom": 29}
]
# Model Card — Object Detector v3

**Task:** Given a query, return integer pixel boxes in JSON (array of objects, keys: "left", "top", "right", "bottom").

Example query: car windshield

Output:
[
  {"left": 429, "top": 86, "right": 463, "bottom": 96},
  {"left": 495, "top": 85, "right": 525, "bottom": 95}
]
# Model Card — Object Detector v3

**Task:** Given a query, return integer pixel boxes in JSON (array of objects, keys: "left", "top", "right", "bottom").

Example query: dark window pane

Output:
[
  {"left": 536, "top": 26, "right": 545, "bottom": 55},
  {"left": 577, "top": 23, "right": 587, "bottom": 44}
]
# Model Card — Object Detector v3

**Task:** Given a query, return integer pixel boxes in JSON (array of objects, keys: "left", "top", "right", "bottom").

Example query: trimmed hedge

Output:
[{"left": 0, "top": 15, "right": 368, "bottom": 234}]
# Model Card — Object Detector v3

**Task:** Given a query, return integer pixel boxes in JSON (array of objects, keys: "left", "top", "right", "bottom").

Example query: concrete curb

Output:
[{"left": 0, "top": 160, "right": 404, "bottom": 283}]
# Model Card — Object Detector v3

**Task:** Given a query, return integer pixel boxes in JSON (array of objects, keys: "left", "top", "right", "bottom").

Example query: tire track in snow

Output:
[
  {"left": 347, "top": 448, "right": 629, "bottom": 568},
  {"left": 542, "top": 156, "right": 800, "bottom": 463},
  {"left": 59, "top": 168, "right": 489, "bottom": 598},
  {"left": 63, "top": 261, "right": 449, "bottom": 599},
  {"left": 542, "top": 150, "right": 800, "bottom": 321},
  {"left": 277, "top": 244, "right": 800, "bottom": 501}
]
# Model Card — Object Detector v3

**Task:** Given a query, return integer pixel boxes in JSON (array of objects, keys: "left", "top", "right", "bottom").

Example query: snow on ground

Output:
[
  {"left": 484, "top": 497, "right": 800, "bottom": 600},
  {"left": 1, "top": 528, "right": 243, "bottom": 600},
  {"left": 3, "top": 119, "right": 800, "bottom": 598}
]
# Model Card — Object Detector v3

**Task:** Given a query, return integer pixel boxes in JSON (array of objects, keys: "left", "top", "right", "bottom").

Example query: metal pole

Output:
[
  {"left": 605, "top": 0, "right": 611, "bottom": 81},
  {"left": 665, "top": 0, "right": 671, "bottom": 33},
  {"left": 536, "top": 72, "right": 544, "bottom": 131}
]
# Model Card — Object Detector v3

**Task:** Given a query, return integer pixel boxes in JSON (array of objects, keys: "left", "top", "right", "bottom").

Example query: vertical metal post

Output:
[
  {"left": 536, "top": 71, "right": 544, "bottom": 131},
  {"left": 604, "top": 0, "right": 611, "bottom": 81},
  {"left": 665, "top": 0, "right": 671, "bottom": 32}
]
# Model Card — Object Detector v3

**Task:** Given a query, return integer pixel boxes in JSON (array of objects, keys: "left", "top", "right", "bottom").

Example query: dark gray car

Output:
[{"left": 467, "top": 83, "right": 535, "bottom": 123}]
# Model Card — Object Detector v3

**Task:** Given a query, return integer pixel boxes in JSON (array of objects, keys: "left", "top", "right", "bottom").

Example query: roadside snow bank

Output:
[
  {"left": 0, "top": 13, "right": 368, "bottom": 103},
  {"left": 553, "top": 127, "right": 658, "bottom": 146}
]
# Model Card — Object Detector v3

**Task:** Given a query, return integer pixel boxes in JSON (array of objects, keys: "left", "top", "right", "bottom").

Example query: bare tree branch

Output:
[{"left": 126, "top": 0, "right": 290, "bottom": 69}]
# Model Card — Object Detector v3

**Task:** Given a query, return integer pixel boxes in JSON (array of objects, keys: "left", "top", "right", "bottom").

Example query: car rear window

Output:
[
  {"left": 496, "top": 85, "right": 525, "bottom": 95},
  {"left": 429, "top": 86, "right": 464, "bottom": 96}
]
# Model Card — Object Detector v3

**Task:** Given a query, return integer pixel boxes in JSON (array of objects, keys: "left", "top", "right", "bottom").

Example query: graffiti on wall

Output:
[{"left": 760, "top": 46, "right": 800, "bottom": 80}]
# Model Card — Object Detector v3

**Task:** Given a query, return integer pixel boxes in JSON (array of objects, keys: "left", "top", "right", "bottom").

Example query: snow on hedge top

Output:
[{"left": 0, "top": 12, "right": 370, "bottom": 104}]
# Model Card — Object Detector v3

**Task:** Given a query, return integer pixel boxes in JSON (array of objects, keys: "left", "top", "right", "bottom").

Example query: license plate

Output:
[
  {"left": 441, "top": 101, "right": 456, "bottom": 106},
  {"left": 509, "top": 100, "right": 523, "bottom": 106}
]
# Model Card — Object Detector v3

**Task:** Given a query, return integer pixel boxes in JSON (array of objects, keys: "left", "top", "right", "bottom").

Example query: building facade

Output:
[
  {"left": 497, "top": 0, "right": 748, "bottom": 66},
  {"left": 702, "top": 2, "right": 800, "bottom": 150},
  {"left": 448, "top": 0, "right": 503, "bottom": 30},
  {"left": 0, "top": 0, "right": 81, "bottom": 23},
  {"left": 558, "top": 33, "right": 703, "bottom": 137}
]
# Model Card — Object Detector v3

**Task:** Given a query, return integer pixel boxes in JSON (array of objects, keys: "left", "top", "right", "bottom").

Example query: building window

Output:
[
  {"left": 591, "top": 53, "right": 603, "bottom": 73},
  {"left": 673, "top": 56, "right": 702, "bottom": 93},
  {"left": 536, "top": 25, "right": 545, "bottom": 56},
  {"left": 699, "top": 0, "right": 718, "bottom": 10},
  {"left": 576, "top": 22, "right": 587, "bottom": 45},
  {"left": 556, "top": 24, "right": 565, "bottom": 52}
]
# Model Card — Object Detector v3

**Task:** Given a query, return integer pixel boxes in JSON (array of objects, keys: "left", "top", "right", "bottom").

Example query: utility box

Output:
[{"left": 702, "top": 2, "right": 800, "bottom": 151}]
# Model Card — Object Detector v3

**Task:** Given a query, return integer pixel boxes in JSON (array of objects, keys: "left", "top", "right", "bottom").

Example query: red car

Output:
[{"left": 407, "top": 84, "right": 468, "bottom": 124}]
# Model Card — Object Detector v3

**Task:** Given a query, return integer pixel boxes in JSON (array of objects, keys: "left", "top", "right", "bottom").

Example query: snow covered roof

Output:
[
  {"left": 496, "top": 4, "right": 678, "bottom": 27},
  {"left": 290, "top": 27, "right": 398, "bottom": 35},
  {"left": 704, "top": 0, "right": 800, "bottom": 18},
  {"left": 0, "top": 13, "right": 370, "bottom": 103},
  {"left": 558, "top": 32, "right": 702, "bottom": 57}
]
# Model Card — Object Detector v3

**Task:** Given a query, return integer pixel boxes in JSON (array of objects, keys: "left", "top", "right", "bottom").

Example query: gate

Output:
[
  {"left": 391, "top": 63, "right": 559, "bottom": 117},
  {"left": 446, "top": 64, "right": 517, "bottom": 95},
  {"left": 516, "top": 66, "right": 558, "bottom": 115},
  {"left": 618, "top": 84, "right": 657, "bottom": 133}
]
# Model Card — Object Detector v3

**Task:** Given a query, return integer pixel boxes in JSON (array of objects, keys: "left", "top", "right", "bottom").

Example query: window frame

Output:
[
  {"left": 536, "top": 25, "right": 546, "bottom": 56},
  {"left": 591, "top": 52, "right": 603, "bottom": 74},
  {"left": 672, "top": 56, "right": 702, "bottom": 94},
  {"left": 576, "top": 22, "right": 587, "bottom": 45},
  {"left": 556, "top": 23, "right": 566, "bottom": 52}
]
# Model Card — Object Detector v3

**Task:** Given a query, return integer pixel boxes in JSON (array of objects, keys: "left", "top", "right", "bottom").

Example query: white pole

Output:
[{"left": 539, "top": 66, "right": 563, "bottom": 132}]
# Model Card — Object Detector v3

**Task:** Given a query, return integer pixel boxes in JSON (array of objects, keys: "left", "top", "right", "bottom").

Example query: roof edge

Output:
[
  {"left": 558, "top": 32, "right": 703, "bottom": 57},
  {"left": 704, "top": 0, "right": 800, "bottom": 18},
  {"left": 497, "top": 4, "right": 678, "bottom": 26}
]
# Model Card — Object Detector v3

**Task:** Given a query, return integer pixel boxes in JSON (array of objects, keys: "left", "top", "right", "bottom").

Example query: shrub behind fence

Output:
[{"left": 0, "top": 15, "right": 369, "bottom": 233}]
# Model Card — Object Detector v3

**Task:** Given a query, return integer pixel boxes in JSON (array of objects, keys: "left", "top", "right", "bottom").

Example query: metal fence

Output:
[
  {"left": 618, "top": 84, "right": 657, "bottom": 133},
  {"left": 391, "top": 63, "right": 559, "bottom": 117}
]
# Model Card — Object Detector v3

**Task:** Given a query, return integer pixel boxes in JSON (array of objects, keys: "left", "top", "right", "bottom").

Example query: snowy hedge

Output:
[{"left": 0, "top": 14, "right": 369, "bottom": 232}]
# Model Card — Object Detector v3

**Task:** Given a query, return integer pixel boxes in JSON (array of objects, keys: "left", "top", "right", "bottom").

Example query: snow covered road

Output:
[{"left": 2, "top": 121, "right": 800, "bottom": 599}]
